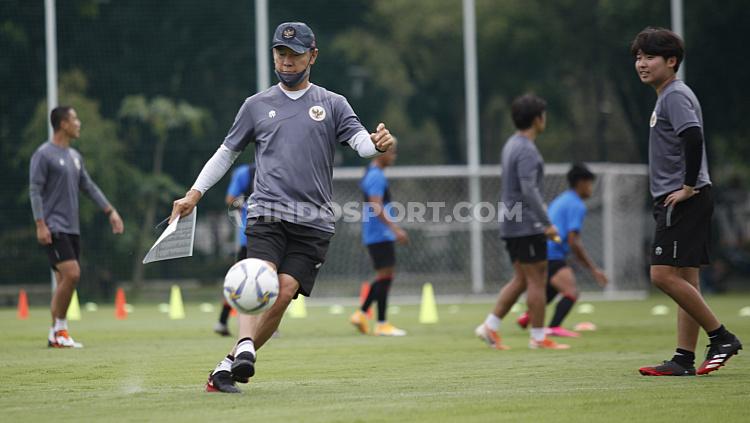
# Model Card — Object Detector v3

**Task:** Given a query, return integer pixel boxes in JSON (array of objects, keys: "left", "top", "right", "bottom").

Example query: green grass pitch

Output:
[{"left": 1, "top": 294, "right": 748, "bottom": 422}]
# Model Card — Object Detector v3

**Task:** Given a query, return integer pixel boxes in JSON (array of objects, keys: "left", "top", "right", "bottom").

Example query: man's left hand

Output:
[{"left": 370, "top": 122, "right": 394, "bottom": 152}]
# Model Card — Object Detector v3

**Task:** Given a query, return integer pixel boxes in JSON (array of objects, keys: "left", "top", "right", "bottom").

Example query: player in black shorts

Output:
[
  {"left": 475, "top": 94, "right": 567, "bottom": 350},
  {"left": 350, "top": 142, "right": 409, "bottom": 336},
  {"left": 631, "top": 28, "right": 741, "bottom": 376},
  {"left": 516, "top": 164, "right": 608, "bottom": 337},
  {"left": 169, "top": 22, "right": 395, "bottom": 393},
  {"left": 29, "top": 106, "right": 124, "bottom": 348}
]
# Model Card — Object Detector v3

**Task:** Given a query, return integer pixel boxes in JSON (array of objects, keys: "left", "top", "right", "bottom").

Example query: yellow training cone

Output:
[
  {"left": 288, "top": 296, "right": 307, "bottom": 318},
  {"left": 169, "top": 285, "right": 185, "bottom": 320},
  {"left": 67, "top": 290, "right": 81, "bottom": 321},
  {"left": 419, "top": 283, "right": 439, "bottom": 324}
]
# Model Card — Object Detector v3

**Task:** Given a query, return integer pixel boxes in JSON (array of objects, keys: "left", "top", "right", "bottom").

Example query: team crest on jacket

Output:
[
  {"left": 73, "top": 157, "right": 81, "bottom": 170},
  {"left": 650, "top": 110, "right": 657, "bottom": 128},
  {"left": 309, "top": 105, "right": 326, "bottom": 121}
]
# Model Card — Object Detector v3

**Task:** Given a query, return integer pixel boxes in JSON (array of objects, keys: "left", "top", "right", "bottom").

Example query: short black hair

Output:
[
  {"left": 511, "top": 94, "right": 546, "bottom": 130},
  {"left": 630, "top": 27, "right": 685, "bottom": 72},
  {"left": 567, "top": 163, "right": 595, "bottom": 188},
  {"left": 50, "top": 106, "right": 74, "bottom": 131}
]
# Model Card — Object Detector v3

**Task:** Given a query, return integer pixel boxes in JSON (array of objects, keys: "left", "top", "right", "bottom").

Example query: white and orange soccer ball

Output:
[{"left": 223, "top": 258, "right": 279, "bottom": 315}]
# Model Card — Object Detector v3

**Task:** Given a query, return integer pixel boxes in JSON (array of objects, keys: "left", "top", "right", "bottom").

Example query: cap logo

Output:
[{"left": 282, "top": 27, "right": 296, "bottom": 39}]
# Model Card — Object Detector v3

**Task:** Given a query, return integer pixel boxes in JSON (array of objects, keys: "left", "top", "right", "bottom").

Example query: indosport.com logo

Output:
[{"left": 227, "top": 199, "right": 525, "bottom": 227}]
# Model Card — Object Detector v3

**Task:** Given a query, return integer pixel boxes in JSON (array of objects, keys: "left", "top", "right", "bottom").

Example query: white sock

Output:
[
  {"left": 236, "top": 338, "right": 256, "bottom": 357},
  {"left": 484, "top": 314, "right": 501, "bottom": 331},
  {"left": 48, "top": 327, "right": 55, "bottom": 341},
  {"left": 530, "top": 327, "right": 546, "bottom": 342},
  {"left": 212, "top": 355, "right": 233, "bottom": 375},
  {"left": 54, "top": 318, "right": 68, "bottom": 332}
]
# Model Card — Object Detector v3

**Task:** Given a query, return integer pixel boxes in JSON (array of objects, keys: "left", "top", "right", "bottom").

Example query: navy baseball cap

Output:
[{"left": 272, "top": 22, "right": 316, "bottom": 54}]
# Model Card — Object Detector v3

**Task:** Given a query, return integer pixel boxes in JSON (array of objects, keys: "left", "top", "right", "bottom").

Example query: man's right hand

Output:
[
  {"left": 170, "top": 189, "right": 202, "bottom": 223},
  {"left": 544, "top": 224, "right": 560, "bottom": 243},
  {"left": 36, "top": 222, "right": 52, "bottom": 245}
]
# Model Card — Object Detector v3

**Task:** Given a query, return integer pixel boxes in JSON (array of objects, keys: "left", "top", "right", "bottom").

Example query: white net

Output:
[{"left": 314, "top": 163, "right": 650, "bottom": 298}]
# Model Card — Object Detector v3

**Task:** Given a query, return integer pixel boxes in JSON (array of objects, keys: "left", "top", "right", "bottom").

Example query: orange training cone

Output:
[
  {"left": 359, "top": 282, "right": 373, "bottom": 319},
  {"left": 115, "top": 288, "right": 128, "bottom": 320},
  {"left": 17, "top": 289, "right": 29, "bottom": 320}
]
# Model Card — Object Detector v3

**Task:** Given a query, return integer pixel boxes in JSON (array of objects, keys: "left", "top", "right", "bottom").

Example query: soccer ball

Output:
[{"left": 223, "top": 258, "right": 279, "bottom": 315}]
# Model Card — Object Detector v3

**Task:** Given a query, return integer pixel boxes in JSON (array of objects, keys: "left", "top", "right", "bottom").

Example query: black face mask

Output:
[
  {"left": 275, "top": 53, "right": 313, "bottom": 88},
  {"left": 275, "top": 66, "right": 310, "bottom": 88}
]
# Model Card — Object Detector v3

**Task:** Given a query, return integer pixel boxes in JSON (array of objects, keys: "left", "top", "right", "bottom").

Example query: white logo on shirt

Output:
[
  {"left": 59, "top": 158, "right": 65, "bottom": 166},
  {"left": 650, "top": 110, "right": 657, "bottom": 128},
  {"left": 73, "top": 157, "right": 81, "bottom": 170},
  {"left": 309, "top": 105, "right": 326, "bottom": 122},
  {"left": 655, "top": 246, "right": 662, "bottom": 256},
  {"left": 268, "top": 110, "right": 276, "bottom": 118}
]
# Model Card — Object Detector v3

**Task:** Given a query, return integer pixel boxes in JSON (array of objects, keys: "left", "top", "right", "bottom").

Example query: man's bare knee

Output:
[
  {"left": 650, "top": 266, "right": 676, "bottom": 291},
  {"left": 276, "top": 277, "right": 299, "bottom": 307},
  {"left": 58, "top": 261, "right": 80, "bottom": 284}
]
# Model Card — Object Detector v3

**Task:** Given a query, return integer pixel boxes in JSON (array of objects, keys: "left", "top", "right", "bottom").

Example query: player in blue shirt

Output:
[
  {"left": 214, "top": 162, "right": 255, "bottom": 337},
  {"left": 516, "top": 164, "right": 608, "bottom": 337},
  {"left": 350, "top": 141, "right": 409, "bottom": 336}
]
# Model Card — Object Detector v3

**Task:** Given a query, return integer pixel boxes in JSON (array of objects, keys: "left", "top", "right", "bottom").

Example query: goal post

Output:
[{"left": 317, "top": 163, "right": 650, "bottom": 299}]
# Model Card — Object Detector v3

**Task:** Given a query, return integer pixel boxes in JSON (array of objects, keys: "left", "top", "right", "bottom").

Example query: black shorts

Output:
[
  {"left": 504, "top": 234, "right": 547, "bottom": 264},
  {"left": 244, "top": 217, "right": 332, "bottom": 297},
  {"left": 236, "top": 246, "right": 248, "bottom": 262},
  {"left": 45, "top": 232, "right": 80, "bottom": 270},
  {"left": 547, "top": 259, "right": 567, "bottom": 282},
  {"left": 651, "top": 185, "right": 713, "bottom": 267},
  {"left": 366, "top": 241, "right": 396, "bottom": 270}
]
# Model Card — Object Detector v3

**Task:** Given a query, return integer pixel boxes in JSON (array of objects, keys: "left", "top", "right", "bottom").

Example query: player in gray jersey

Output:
[
  {"left": 630, "top": 28, "right": 741, "bottom": 377},
  {"left": 29, "top": 106, "right": 124, "bottom": 348},
  {"left": 168, "top": 22, "right": 394, "bottom": 393},
  {"left": 475, "top": 94, "right": 568, "bottom": 351}
]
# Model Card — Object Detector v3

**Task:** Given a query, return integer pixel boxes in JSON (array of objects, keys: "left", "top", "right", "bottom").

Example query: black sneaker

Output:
[
  {"left": 697, "top": 335, "right": 743, "bottom": 375},
  {"left": 639, "top": 360, "right": 696, "bottom": 376},
  {"left": 231, "top": 351, "right": 256, "bottom": 383},
  {"left": 205, "top": 371, "right": 241, "bottom": 393}
]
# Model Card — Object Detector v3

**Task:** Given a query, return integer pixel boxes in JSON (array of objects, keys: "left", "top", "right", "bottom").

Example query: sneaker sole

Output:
[
  {"left": 639, "top": 368, "right": 695, "bottom": 376},
  {"left": 205, "top": 382, "right": 241, "bottom": 393}
]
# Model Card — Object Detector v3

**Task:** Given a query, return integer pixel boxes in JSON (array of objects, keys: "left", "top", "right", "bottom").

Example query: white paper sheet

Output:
[{"left": 143, "top": 208, "right": 197, "bottom": 264}]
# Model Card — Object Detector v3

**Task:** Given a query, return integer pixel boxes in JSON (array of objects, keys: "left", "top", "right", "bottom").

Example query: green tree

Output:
[{"left": 118, "top": 96, "right": 209, "bottom": 292}]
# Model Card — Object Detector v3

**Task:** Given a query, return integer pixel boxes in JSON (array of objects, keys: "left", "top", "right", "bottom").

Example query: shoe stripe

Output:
[
  {"left": 709, "top": 359, "right": 724, "bottom": 364},
  {"left": 705, "top": 363, "right": 720, "bottom": 369},
  {"left": 714, "top": 353, "right": 727, "bottom": 358}
]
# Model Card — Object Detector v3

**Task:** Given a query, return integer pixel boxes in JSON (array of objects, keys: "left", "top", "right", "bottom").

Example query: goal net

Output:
[{"left": 315, "top": 163, "right": 650, "bottom": 299}]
